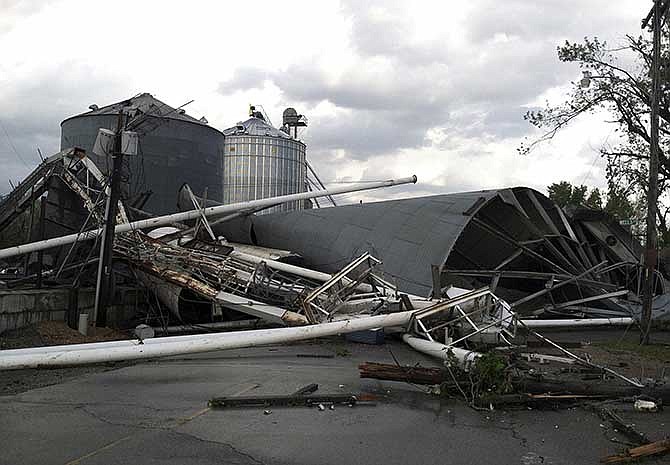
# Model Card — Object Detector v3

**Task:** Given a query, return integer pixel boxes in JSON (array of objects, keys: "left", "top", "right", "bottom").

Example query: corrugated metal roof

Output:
[
  {"left": 222, "top": 117, "right": 293, "bottom": 139},
  {"left": 215, "top": 189, "right": 504, "bottom": 296},
  {"left": 202, "top": 186, "right": 647, "bottom": 312},
  {"left": 62, "top": 93, "right": 206, "bottom": 125}
]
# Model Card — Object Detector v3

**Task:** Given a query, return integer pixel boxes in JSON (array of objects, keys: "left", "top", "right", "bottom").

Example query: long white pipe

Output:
[
  {"left": 0, "top": 175, "right": 417, "bottom": 260},
  {"left": 154, "top": 319, "right": 262, "bottom": 335},
  {"left": 0, "top": 310, "right": 415, "bottom": 370},
  {"left": 1, "top": 325, "right": 276, "bottom": 356},
  {"left": 520, "top": 317, "right": 634, "bottom": 328},
  {"left": 231, "top": 250, "right": 336, "bottom": 283},
  {"left": 402, "top": 334, "right": 481, "bottom": 368}
]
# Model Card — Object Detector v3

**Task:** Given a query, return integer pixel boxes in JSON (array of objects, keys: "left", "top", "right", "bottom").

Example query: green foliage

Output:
[
  {"left": 470, "top": 352, "right": 512, "bottom": 396},
  {"left": 521, "top": 32, "right": 670, "bottom": 244},
  {"left": 547, "top": 181, "right": 575, "bottom": 207},
  {"left": 334, "top": 347, "right": 350, "bottom": 357},
  {"left": 605, "top": 185, "right": 638, "bottom": 221},
  {"left": 547, "top": 181, "right": 603, "bottom": 210},
  {"left": 586, "top": 188, "right": 603, "bottom": 209},
  {"left": 547, "top": 180, "right": 646, "bottom": 237},
  {"left": 441, "top": 351, "right": 513, "bottom": 405}
]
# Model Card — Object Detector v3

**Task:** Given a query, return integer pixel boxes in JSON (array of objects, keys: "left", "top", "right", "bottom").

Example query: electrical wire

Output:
[{"left": 0, "top": 119, "right": 29, "bottom": 168}]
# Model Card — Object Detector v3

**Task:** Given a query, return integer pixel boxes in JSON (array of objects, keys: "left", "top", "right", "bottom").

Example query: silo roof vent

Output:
[{"left": 223, "top": 117, "right": 293, "bottom": 139}]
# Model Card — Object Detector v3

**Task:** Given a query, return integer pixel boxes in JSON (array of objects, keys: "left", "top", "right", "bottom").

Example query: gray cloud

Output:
[
  {"left": 303, "top": 109, "right": 432, "bottom": 158},
  {"left": 217, "top": 1, "right": 635, "bottom": 166},
  {"left": 0, "top": 0, "right": 642, "bottom": 199},
  {"left": 0, "top": 64, "right": 125, "bottom": 193},
  {"left": 464, "top": 0, "right": 636, "bottom": 45},
  {"left": 217, "top": 67, "right": 271, "bottom": 94}
]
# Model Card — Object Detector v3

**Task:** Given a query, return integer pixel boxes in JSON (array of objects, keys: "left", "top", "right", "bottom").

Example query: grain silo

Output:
[
  {"left": 221, "top": 108, "right": 307, "bottom": 214},
  {"left": 60, "top": 93, "right": 225, "bottom": 215}
]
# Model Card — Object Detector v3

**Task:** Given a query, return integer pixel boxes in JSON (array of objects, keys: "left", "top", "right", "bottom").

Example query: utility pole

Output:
[
  {"left": 640, "top": 0, "right": 668, "bottom": 344},
  {"left": 93, "top": 112, "right": 125, "bottom": 328}
]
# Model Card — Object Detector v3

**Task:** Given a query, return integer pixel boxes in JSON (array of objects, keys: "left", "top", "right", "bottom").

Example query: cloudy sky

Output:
[{"left": 0, "top": 0, "right": 646, "bottom": 203}]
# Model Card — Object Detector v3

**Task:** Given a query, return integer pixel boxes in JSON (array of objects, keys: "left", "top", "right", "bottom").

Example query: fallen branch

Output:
[
  {"left": 585, "top": 405, "right": 651, "bottom": 445},
  {"left": 359, "top": 362, "right": 445, "bottom": 385},
  {"left": 601, "top": 439, "right": 670, "bottom": 463},
  {"left": 358, "top": 362, "right": 670, "bottom": 403}
]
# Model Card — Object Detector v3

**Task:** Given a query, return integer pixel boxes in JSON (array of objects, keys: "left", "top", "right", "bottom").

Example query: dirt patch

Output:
[
  {"left": 580, "top": 342, "right": 670, "bottom": 381},
  {"left": 0, "top": 320, "right": 129, "bottom": 350},
  {"left": 0, "top": 321, "right": 134, "bottom": 396}
]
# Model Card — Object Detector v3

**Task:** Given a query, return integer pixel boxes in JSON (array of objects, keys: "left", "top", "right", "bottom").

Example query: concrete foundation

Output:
[{"left": 0, "top": 286, "right": 145, "bottom": 333}]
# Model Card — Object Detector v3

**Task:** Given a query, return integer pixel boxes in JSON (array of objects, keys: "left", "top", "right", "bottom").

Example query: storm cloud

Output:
[
  {"left": 216, "top": 0, "right": 637, "bottom": 183},
  {"left": 0, "top": 0, "right": 643, "bottom": 201}
]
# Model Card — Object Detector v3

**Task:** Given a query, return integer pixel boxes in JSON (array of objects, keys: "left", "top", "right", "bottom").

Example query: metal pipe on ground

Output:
[
  {"left": 0, "top": 175, "right": 418, "bottom": 260},
  {"left": 0, "top": 310, "right": 416, "bottom": 370},
  {"left": 520, "top": 317, "right": 634, "bottom": 329},
  {"left": 154, "top": 319, "right": 262, "bottom": 335},
  {"left": 402, "top": 334, "right": 481, "bottom": 368},
  {"left": 1, "top": 324, "right": 284, "bottom": 356}
]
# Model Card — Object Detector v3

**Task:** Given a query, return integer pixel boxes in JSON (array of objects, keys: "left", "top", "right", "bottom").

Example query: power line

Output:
[{"left": 0, "top": 119, "right": 29, "bottom": 168}]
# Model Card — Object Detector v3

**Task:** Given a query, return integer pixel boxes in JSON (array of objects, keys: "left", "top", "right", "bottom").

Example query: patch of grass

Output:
[
  {"left": 594, "top": 340, "right": 670, "bottom": 362},
  {"left": 334, "top": 347, "right": 351, "bottom": 357}
]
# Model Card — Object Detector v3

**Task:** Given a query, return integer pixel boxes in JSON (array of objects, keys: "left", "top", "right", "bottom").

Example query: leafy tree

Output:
[
  {"left": 586, "top": 188, "right": 603, "bottom": 209},
  {"left": 521, "top": 33, "right": 670, "bottom": 245},
  {"left": 547, "top": 180, "right": 641, "bottom": 230},
  {"left": 546, "top": 181, "right": 575, "bottom": 207},
  {"left": 547, "top": 181, "right": 601, "bottom": 209}
]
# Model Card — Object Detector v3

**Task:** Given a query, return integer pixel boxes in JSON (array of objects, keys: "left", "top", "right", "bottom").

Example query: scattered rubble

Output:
[{"left": 0, "top": 143, "right": 668, "bottom": 464}]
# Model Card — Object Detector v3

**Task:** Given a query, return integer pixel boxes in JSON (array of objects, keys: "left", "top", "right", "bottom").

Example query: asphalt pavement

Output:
[{"left": 0, "top": 335, "right": 668, "bottom": 465}]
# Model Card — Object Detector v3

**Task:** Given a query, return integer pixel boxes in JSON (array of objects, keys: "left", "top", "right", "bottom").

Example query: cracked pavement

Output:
[{"left": 1, "top": 336, "right": 668, "bottom": 465}]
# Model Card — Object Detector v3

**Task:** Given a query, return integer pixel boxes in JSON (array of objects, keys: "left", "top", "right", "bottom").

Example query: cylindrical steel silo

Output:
[
  {"left": 60, "top": 93, "right": 225, "bottom": 215},
  {"left": 222, "top": 116, "right": 306, "bottom": 214}
]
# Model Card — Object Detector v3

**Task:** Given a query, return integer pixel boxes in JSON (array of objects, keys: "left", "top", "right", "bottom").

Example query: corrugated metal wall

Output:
[
  {"left": 222, "top": 135, "right": 306, "bottom": 214},
  {"left": 61, "top": 115, "right": 224, "bottom": 215}
]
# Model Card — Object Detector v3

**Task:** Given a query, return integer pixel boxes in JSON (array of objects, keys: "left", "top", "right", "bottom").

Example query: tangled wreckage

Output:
[
  {"left": 0, "top": 98, "right": 669, "bottom": 462},
  {"left": 0, "top": 143, "right": 665, "bottom": 365}
]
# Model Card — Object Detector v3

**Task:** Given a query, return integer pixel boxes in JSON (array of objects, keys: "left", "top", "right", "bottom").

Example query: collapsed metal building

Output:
[
  {"left": 189, "top": 186, "right": 667, "bottom": 319},
  {"left": 0, "top": 92, "right": 667, "bottom": 336}
]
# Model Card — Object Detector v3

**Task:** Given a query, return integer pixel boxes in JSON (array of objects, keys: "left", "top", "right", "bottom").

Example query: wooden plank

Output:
[{"left": 601, "top": 439, "right": 670, "bottom": 463}]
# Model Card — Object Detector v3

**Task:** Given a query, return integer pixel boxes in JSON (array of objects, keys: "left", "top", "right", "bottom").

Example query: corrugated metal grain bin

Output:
[
  {"left": 222, "top": 116, "right": 306, "bottom": 214},
  {"left": 60, "top": 93, "right": 224, "bottom": 215}
]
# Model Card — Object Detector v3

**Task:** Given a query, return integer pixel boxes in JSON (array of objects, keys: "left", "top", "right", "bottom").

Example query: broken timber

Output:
[
  {"left": 601, "top": 439, "right": 670, "bottom": 464},
  {"left": 209, "top": 393, "right": 361, "bottom": 409},
  {"left": 358, "top": 362, "right": 670, "bottom": 402}
]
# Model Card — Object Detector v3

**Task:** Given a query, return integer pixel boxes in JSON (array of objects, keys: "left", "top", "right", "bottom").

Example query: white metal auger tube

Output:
[
  {"left": 0, "top": 310, "right": 416, "bottom": 370},
  {"left": 0, "top": 175, "right": 417, "bottom": 260},
  {"left": 402, "top": 334, "right": 481, "bottom": 369}
]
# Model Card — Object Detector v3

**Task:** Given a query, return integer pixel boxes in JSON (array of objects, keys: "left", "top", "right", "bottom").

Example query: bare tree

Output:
[{"left": 521, "top": 35, "right": 670, "bottom": 244}]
